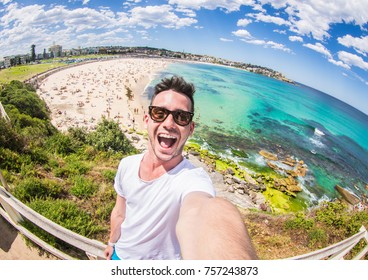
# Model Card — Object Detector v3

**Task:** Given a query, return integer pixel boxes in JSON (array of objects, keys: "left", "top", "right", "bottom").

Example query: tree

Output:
[{"left": 31, "top": 44, "right": 36, "bottom": 62}]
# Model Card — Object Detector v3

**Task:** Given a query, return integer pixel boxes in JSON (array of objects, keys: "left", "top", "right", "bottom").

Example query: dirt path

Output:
[{"left": 0, "top": 215, "right": 55, "bottom": 260}]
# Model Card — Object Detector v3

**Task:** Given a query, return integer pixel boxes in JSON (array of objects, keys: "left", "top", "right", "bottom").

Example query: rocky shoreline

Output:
[{"left": 125, "top": 129, "right": 270, "bottom": 211}]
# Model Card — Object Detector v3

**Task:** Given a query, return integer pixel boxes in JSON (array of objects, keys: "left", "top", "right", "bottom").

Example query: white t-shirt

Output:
[{"left": 113, "top": 153, "right": 215, "bottom": 260}]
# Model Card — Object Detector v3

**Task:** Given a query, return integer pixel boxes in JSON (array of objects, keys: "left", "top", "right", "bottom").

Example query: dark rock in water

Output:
[
  {"left": 335, "top": 185, "right": 360, "bottom": 205},
  {"left": 231, "top": 148, "right": 248, "bottom": 158}
]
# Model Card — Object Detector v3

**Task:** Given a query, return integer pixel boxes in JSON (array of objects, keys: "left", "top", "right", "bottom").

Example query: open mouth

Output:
[{"left": 158, "top": 133, "right": 177, "bottom": 149}]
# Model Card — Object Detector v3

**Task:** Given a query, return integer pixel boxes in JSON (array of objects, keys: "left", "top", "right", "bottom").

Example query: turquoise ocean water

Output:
[{"left": 144, "top": 62, "right": 368, "bottom": 206}]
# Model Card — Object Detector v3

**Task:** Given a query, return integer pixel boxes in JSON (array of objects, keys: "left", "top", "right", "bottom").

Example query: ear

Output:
[
  {"left": 189, "top": 121, "right": 195, "bottom": 136},
  {"left": 144, "top": 113, "right": 149, "bottom": 129}
]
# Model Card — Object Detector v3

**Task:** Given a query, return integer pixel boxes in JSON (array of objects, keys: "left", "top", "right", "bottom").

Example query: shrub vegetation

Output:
[{"left": 0, "top": 80, "right": 138, "bottom": 257}]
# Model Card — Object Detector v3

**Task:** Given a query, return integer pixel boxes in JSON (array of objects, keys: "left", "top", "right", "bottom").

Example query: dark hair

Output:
[{"left": 151, "top": 76, "right": 195, "bottom": 112}]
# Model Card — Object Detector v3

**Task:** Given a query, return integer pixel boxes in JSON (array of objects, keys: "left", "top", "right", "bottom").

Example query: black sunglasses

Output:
[{"left": 148, "top": 106, "right": 194, "bottom": 126}]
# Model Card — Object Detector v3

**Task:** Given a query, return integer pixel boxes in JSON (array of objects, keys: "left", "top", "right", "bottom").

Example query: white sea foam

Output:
[
  {"left": 314, "top": 127, "right": 325, "bottom": 137},
  {"left": 309, "top": 128, "right": 326, "bottom": 148},
  {"left": 309, "top": 136, "right": 325, "bottom": 148},
  {"left": 254, "top": 154, "right": 267, "bottom": 165}
]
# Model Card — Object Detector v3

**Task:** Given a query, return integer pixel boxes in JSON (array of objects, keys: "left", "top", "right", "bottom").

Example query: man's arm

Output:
[
  {"left": 176, "top": 192, "right": 258, "bottom": 259},
  {"left": 104, "top": 195, "right": 126, "bottom": 260}
]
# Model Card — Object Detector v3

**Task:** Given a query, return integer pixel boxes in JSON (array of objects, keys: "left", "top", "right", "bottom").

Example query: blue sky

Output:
[{"left": 1, "top": 0, "right": 367, "bottom": 115}]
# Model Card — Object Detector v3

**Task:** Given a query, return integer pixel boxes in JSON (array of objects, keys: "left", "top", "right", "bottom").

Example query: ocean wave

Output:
[{"left": 314, "top": 127, "right": 325, "bottom": 137}]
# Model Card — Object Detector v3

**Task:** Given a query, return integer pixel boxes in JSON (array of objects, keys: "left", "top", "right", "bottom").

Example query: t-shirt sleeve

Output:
[
  {"left": 180, "top": 168, "right": 216, "bottom": 202},
  {"left": 114, "top": 158, "right": 127, "bottom": 198}
]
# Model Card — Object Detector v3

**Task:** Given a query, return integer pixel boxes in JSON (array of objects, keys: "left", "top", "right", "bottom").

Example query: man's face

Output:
[{"left": 144, "top": 90, "right": 195, "bottom": 163}]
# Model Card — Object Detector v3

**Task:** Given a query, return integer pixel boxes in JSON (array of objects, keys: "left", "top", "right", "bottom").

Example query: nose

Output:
[{"left": 162, "top": 112, "right": 177, "bottom": 129}]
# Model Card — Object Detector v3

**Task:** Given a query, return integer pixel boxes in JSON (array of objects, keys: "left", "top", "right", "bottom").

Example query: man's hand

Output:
[
  {"left": 104, "top": 245, "right": 114, "bottom": 260},
  {"left": 176, "top": 192, "right": 258, "bottom": 259}
]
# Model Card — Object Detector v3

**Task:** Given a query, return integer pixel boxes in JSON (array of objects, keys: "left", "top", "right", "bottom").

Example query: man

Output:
[{"left": 104, "top": 76, "right": 258, "bottom": 260}]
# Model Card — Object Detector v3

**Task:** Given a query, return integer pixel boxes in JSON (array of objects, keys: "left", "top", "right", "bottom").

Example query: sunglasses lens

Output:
[
  {"left": 174, "top": 111, "right": 192, "bottom": 126},
  {"left": 150, "top": 107, "right": 167, "bottom": 121},
  {"left": 149, "top": 106, "right": 193, "bottom": 126}
]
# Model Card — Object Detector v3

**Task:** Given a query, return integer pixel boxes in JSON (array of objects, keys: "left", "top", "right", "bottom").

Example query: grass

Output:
[{"left": 0, "top": 62, "right": 64, "bottom": 83}]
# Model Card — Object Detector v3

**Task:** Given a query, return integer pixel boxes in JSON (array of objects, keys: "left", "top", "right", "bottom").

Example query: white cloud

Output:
[
  {"left": 232, "top": 29, "right": 252, "bottom": 39},
  {"left": 248, "top": 39, "right": 291, "bottom": 52},
  {"left": 273, "top": 29, "right": 287, "bottom": 35},
  {"left": 220, "top": 38, "right": 233, "bottom": 42},
  {"left": 0, "top": 0, "right": 13, "bottom": 4},
  {"left": 264, "top": 0, "right": 368, "bottom": 41},
  {"left": 67, "top": 0, "right": 90, "bottom": 5},
  {"left": 247, "top": 12, "right": 290, "bottom": 26},
  {"left": 328, "top": 58, "right": 350, "bottom": 70},
  {"left": 175, "top": 7, "right": 197, "bottom": 17},
  {"left": 338, "top": 51, "right": 368, "bottom": 71},
  {"left": 128, "top": 5, "right": 197, "bottom": 29},
  {"left": 337, "top": 35, "right": 368, "bottom": 56},
  {"left": 265, "top": 40, "right": 292, "bottom": 52},
  {"left": 168, "top": 0, "right": 255, "bottom": 12},
  {"left": 303, "top": 42, "right": 332, "bottom": 59},
  {"left": 237, "top": 18, "right": 252, "bottom": 27},
  {"left": 169, "top": 0, "right": 368, "bottom": 45},
  {"left": 0, "top": 2, "right": 198, "bottom": 57},
  {"left": 289, "top": 35, "right": 303, "bottom": 42},
  {"left": 233, "top": 29, "right": 291, "bottom": 52},
  {"left": 303, "top": 42, "right": 351, "bottom": 69}
]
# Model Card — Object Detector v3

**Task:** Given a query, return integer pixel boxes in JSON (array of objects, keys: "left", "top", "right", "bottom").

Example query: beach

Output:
[{"left": 38, "top": 58, "right": 168, "bottom": 134}]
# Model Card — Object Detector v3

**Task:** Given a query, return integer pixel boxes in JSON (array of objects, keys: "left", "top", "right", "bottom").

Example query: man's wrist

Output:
[{"left": 107, "top": 241, "right": 116, "bottom": 247}]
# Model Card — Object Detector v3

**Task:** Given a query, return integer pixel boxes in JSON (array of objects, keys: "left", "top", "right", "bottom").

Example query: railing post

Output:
[
  {"left": 0, "top": 169, "right": 23, "bottom": 223},
  {"left": 0, "top": 169, "right": 10, "bottom": 191},
  {"left": 0, "top": 186, "right": 23, "bottom": 224}
]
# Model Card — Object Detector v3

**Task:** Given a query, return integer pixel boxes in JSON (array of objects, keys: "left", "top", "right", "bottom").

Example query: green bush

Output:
[
  {"left": 101, "top": 169, "right": 116, "bottom": 183},
  {"left": 70, "top": 175, "right": 98, "bottom": 199},
  {"left": 46, "top": 133, "right": 78, "bottom": 156},
  {"left": 21, "top": 198, "right": 103, "bottom": 258},
  {"left": 65, "top": 154, "right": 90, "bottom": 174},
  {"left": 284, "top": 213, "right": 315, "bottom": 230},
  {"left": 0, "top": 147, "right": 22, "bottom": 172},
  {"left": 67, "top": 127, "right": 88, "bottom": 145},
  {"left": 87, "top": 117, "right": 136, "bottom": 153},
  {"left": 315, "top": 201, "right": 348, "bottom": 228},
  {"left": 13, "top": 177, "right": 63, "bottom": 202},
  {"left": 0, "top": 118, "right": 25, "bottom": 152},
  {"left": 26, "top": 146, "right": 49, "bottom": 165},
  {"left": 26, "top": 198, "right": 100, "bottom": 237},
  {"left": 344, "top": 209, "right": 368, "bottom": 235},
  {"left": 0, "top": 82, "right": 49, "bottom": 120},
  {"left": 95, "top": 200, "right": 115, "bottom": 221},
  {"left": 53, "top": 156, "right": 90, "bottom": 179},
  {"left": 308, "top": 228, "right": 328, "bottom": 248}
]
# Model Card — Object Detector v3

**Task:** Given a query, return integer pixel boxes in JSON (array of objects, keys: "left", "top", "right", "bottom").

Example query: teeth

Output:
[{"left": 158, "top": 133, "right": 176, "bottom": 139}]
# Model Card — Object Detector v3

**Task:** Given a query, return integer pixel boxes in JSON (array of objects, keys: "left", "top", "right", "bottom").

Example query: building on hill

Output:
[{"left": 49, "top": 44, "right": 62, "bottom": 58}]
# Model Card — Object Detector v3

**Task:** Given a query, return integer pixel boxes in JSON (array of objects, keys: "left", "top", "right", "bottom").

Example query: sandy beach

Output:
[{"left": 38, "top": 58, "right": 168, "bottom": 136}]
